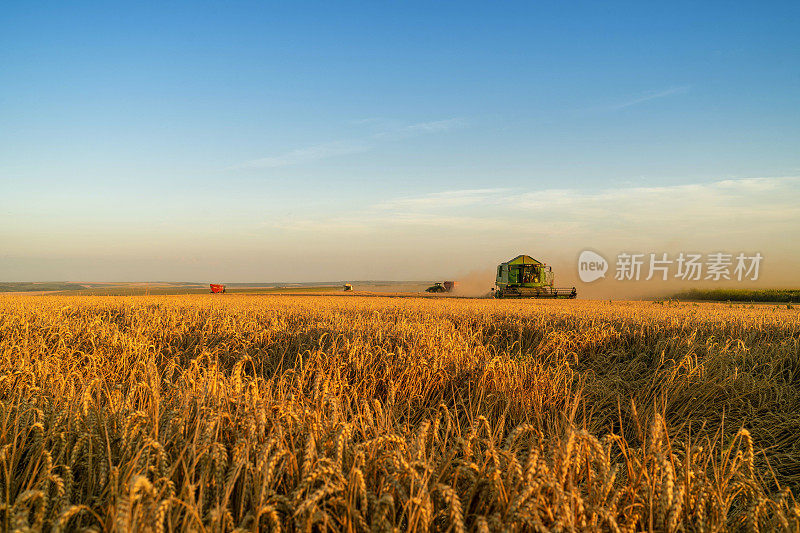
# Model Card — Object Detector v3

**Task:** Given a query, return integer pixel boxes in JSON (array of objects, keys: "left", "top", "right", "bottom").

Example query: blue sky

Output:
[{"left": 1, "top": 1, "right": 799, "bottom": 283}]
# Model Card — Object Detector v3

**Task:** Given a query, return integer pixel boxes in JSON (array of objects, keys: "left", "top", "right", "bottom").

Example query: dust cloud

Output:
[{"left": 453, "top": 268, "right": 496, "bottom": 297}]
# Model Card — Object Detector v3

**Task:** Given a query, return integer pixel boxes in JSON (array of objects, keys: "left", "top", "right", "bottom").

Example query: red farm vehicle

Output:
[{"left": 210, "top": 284, "right": 226, "bottom": 294}]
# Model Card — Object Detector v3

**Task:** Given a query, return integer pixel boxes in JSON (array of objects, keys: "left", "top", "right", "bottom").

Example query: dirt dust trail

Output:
[{"left": 453, "top": 268, "right": 496, "bottom": 297}]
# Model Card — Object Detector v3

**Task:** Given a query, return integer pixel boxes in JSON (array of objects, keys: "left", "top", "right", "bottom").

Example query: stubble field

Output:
[{"left": 0, "top": 294, "right": 798, "bottom": 531}]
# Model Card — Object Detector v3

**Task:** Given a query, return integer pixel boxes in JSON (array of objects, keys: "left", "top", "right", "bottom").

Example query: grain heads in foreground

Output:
[{"left": 0, "top": 294, "right": 798, "bottom": 531}]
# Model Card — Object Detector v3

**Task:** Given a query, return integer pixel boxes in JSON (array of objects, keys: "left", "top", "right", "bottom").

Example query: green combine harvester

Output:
[{"left": 494, "top": 254, "right": 577, "bottom": 299}]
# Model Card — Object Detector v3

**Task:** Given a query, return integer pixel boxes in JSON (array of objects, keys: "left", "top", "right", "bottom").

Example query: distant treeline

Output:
[
  {"left": 672, "top": 288, "right": 800, "bottom": 302},
  {"left": 0, "top": 282, "right": 86, "bottom": 292}
]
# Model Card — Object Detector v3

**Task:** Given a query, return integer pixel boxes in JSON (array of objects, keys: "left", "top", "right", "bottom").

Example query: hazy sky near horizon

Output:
[{"left": 2, "top": 1, "right": 799, "bottom": 283}]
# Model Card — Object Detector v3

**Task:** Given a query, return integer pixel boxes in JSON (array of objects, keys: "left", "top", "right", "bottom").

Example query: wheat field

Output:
[{"left": 0, "top": 294, "right": 798, "bottom": 532}]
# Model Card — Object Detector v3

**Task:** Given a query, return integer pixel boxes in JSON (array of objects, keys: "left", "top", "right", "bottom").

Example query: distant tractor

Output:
[
  {"left": 426, "top": 281, "right": 455, "bottom": 293},
  {"left": 494, "top": 255, "right": 576, "bottom": 299},
  {"left": 210, "top": 284, "right": 226, "bottom": 294},
  {"left": 343, "top": 283, "right": 353, "bottom": 291}
]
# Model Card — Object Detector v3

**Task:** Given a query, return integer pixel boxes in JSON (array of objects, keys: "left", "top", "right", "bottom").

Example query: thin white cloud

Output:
[
  {"left": 372, "top": 118, "right": 467, "bottom": 140},
  {"left": 606, "top": 86, "right": 690, "bottom": 111},
  {"left": 268, "top": 211, "right": 511, "bottom": 234},
  {"left": 233, "top": 141, "right": 369, "bottom": 169},
  {"left": 377, "top": 188, "right": 507, "bottom": 209},
  {"left": 512, "top": 177, "right": 800, "bottom": 225},
  {"left": 402, "top": 118, "right": 466, "bottom": 133},
  {"left": 232, "top": 117, "right": 466, "bottom": 169},
  {"left": 270, "top": 177, "right": 800, "bottom": 243},
  {"left": 350, "top": 117, "right": 383, "bottom": 125}
]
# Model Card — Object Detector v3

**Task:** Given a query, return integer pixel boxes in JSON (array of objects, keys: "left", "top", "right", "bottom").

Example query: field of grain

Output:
[{"left": 0, "top": 294, "right": 798, "bottom": 532}]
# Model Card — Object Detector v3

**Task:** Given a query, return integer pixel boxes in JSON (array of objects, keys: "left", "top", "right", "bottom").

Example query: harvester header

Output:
[{"left": 494, "top": 255, "right": 576, "bottom": 298}]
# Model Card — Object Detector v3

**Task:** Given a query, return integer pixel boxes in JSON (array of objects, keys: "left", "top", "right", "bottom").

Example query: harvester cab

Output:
[{"left": 494, "top": 255, "right": 576, "bottom": 298}]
